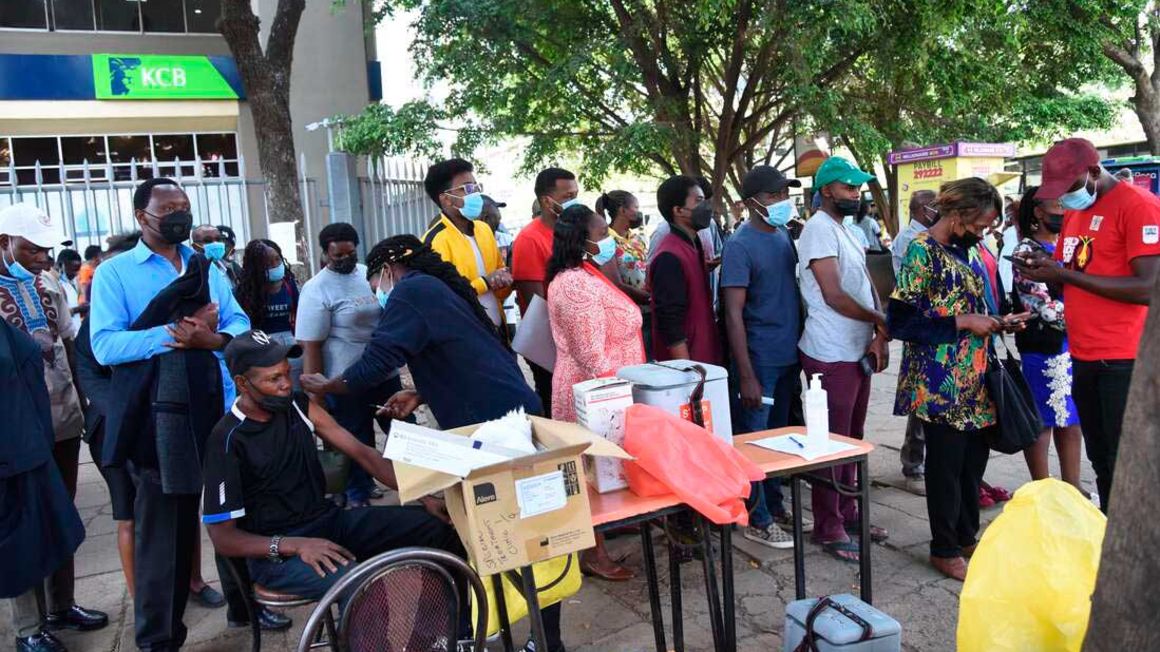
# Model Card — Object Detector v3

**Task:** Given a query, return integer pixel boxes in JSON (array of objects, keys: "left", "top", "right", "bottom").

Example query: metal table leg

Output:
[
  {"left": 640, "top": 523, "right": 668, "bottom": 652},
  {"left": 790, "top": 475, "right": 806, "bottom": 599},
  {"left": 518, "top": 566, "right": 549, "bottom": 652},
  {"left": 720, "top": 524, "right": 736, "bottom": 652},
  {"left": 669, "top": 534, "right": 684, "bottom": 652},
  {"left": 492, "top": 574, "right": 515, "bottom": 652},
  {"left": 698, "top": 517, "right": 725, "bottom": 652},
  {"left": 858, "top": 457, "right": 873, "bottom": 604}
]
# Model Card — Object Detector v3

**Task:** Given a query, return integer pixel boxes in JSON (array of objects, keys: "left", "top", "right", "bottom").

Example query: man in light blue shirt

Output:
[
  {"left": 88, "top": 178, "right": 257, "bottom": 651},
  {"left": 91, "top": 189, "right": 249, "bottom": 407}
]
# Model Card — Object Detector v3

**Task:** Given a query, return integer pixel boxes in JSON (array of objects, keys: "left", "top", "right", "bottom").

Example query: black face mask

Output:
[
  {"left": 154, "top": 210, "right": 193, "bottom": 244},
  {"left": 1043, "top": 213, "right": 1065, "bottom": 234},
  {"left": 949, "top": 231, "right": 983, "bottom": 249},
  {"left": 835, "top": 199, "right": 862, "bottom": 216},
  {"left": 330, "top": 255, "right": 358, "bottom": 275},
  {"left": 246, "top": 380, "right": 294, "bottom": 412},
  {"left": 691, "top": 202, "right": 714, "bottom": 230}
]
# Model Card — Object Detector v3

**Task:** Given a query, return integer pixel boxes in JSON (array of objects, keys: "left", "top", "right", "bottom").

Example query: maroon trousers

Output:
[{"left": 800, "top": 353, "right": 871, "bottom": 544}]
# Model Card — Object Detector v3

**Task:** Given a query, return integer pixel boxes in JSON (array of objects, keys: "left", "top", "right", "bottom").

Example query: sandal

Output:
[
  {"left": 821, "top": 540, "right": 860, "bottom": 563},
  {"left": 986, "top": 485, "right": 1012, "bottom": 503},
  {"left": 844, "top": 522, "right": 889, "bottom": 543}
]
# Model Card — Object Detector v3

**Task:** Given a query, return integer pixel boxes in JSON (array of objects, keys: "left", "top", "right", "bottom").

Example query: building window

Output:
[
  {"left": 50, "top": 0, "right": 93, "bottom": 30},
  {"left": 3, "top": 0, "right": 222, "bottom": 33},
  {"left": 1, "top": 133, "right": 241, "bottom": 186},
  {"left": 0, "top": 0, "right": 48, "bottom": 29}
]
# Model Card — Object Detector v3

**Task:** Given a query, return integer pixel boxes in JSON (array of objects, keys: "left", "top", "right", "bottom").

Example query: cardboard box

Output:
[
  {"left": 573, "top": 378, "right": 634, "bottom": 493},
  {"left": 384, "top": 416, "right": 632, "bottom": 575}
]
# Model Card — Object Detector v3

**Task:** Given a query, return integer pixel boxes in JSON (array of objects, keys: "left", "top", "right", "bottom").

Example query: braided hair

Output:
[
  {"left": 545, "top": 204, "right": 596, "bottom": 287},
  {"left": 1016, "top": 186, "right": 1041, "bottom": 240},
  {"left": 234, "top": 239, "right": 294, "bottom": 329},
  {"left": 365, "top": 235, "right": 499, "bottom": 339}
]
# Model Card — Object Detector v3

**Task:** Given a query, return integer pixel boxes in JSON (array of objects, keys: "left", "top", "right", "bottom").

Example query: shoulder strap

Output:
[{"left": 291, "top": 394, "right": 315, "bottom": 433}]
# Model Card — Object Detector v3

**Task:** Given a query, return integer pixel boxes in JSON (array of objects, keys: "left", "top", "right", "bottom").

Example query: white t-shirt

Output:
[
  {"left": 60, "top": 273, "right": 82, "bottom": 334},
  {"left": 295, "top": 264, "right": 396, "bottom": 378},
  {"left": 467, "top": 235, "right": 502, "bottom": 325},
  {"left": 797, "top": 211, "right": 877, "bottom": 363}
]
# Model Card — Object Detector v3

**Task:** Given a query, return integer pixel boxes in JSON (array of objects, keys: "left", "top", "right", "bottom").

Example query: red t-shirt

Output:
[
  {"left": 511, "top": 217, "right": 554, "bottom": 313},
  {"left": 1054, "top": 181, "right": 1160, "bottom": 361}
]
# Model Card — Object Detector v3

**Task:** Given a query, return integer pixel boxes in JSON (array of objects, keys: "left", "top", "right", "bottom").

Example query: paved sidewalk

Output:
[{"left": 3, "top": 345, "right": 1095, "bottom": 651}]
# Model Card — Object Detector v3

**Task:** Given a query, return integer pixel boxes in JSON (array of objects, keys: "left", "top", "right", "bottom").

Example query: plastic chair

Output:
[
  {"left": 222, "top": 556, "right": 338, "bottom": 652},
  {"left": 296, "top": 547, "right": 488, "bottom": 652}
]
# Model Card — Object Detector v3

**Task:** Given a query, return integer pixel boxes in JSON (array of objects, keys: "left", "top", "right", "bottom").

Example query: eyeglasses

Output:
[{"left": 444, "top": 182, "right": 484, "bottom": 196}]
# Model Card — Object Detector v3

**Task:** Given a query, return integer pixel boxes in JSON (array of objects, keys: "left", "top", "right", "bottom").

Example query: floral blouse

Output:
[
  {"left": 888, "top": 232, "right": 996, "bottom": 431},
  {"left": 612, "top": 229, "right": 649, "bottom": 291},
  {"left": 1012, "top": 238, "right": 1065, "bottom": 330}
]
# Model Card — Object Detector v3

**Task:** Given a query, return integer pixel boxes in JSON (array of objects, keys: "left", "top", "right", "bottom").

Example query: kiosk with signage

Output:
[
  {"left": 1102, "top": 155, "right": 1160, "bottom": 196},
  {"left": 890, "top": 142, "right": 1015, "bottom": 228}
]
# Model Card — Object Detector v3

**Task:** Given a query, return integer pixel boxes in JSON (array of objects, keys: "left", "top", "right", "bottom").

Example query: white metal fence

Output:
[
  {"left": 0, "top": 157, "right": 256, "bottom": 253},
  {"left": 360, "top": 156, "right": 437, "bottom": 245}
]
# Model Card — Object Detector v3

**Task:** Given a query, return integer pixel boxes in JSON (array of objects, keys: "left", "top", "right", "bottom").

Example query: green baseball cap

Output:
[{"left": 814, "top": 156, "right": 875, "bottom": 188}]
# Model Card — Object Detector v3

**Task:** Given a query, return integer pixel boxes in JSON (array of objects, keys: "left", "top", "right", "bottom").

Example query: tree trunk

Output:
[
  {"left": 1132, "top": 86, "right": 1160, "bottom": 156},
  {"left": 1083, "top": 271, "right": 1160, "bottom": 650},
  {"left": 882, "top": 153, "right": 899, "bottom": 236},
  {"left": 218, "top": 0, "right": 306, "bottom": 256}
]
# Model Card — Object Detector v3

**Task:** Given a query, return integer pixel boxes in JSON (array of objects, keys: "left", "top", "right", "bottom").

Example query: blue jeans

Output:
[
  {"left": 327, "top": 374, "right": 407, "bottom": 503},
  {"left": 732, "top": 362, "right": 800, "bottom": 529}
]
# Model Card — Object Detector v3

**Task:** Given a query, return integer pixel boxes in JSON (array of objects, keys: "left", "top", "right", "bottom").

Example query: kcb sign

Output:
[{"left": 93, "top": 54, "right": 240, "bottom": 100}]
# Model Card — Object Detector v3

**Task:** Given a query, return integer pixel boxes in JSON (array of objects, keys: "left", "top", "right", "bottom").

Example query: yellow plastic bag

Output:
[
  {"left": 473, "top": 553, "right": 582, "bottom": 637},
  {"left": 958, "top": 479, "right": 1106, "bottom": 652}
]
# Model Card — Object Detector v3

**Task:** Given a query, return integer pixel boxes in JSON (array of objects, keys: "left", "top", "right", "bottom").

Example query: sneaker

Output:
[
  {"left": 773, "top": 512, "right": 814, "bottom": 534},
  {"left": 904, "top": 475, "right": 927, "bottom": 496},
  {"left": 743, "top": 523, "right": 795, "bottom": 549}
]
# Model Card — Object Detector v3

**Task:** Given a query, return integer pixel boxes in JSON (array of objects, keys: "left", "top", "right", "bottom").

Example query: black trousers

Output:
[
  {"left": 528, "top": 360, "right": 553, "bottom": 417},
  {"left": 922, "top": 421, "right": 991, "bottom": 558},
  {"left": 128, "top": 462, "right": 199, "bottom": 652},
  {"left": 1072, "top": 359, "right": 1134, "bottom": 515}
]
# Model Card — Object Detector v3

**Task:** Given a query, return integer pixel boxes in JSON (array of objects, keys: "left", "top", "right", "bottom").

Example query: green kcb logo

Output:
[{"left": 92, "top": 54, "right": 238, "bottom": 100}]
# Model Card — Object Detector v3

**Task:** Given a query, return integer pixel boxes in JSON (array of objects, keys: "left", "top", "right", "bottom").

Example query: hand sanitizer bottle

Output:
[{"left": 805, "top": 373, "right": 829, "bottom": 448}]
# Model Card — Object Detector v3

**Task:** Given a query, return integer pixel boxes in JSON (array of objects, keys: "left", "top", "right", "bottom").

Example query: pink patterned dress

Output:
[{"left": 547, "top": 263, "right": 645, "bottom": 421}]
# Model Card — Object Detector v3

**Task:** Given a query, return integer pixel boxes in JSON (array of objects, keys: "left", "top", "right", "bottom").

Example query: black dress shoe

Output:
[
  {"left": 229, "top": 607, "right": 293, "bottom": 631},
  {"left": 16, "top": 631, "right": 68, "bottom": 652},
  {"left": 44, "top": 605, "right": 109, "bottom": 632}
]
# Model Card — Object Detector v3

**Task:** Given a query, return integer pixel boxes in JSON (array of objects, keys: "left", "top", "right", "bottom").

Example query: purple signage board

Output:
[{"left": 888, "top": 142, "right": 1015, "bottom": 165}]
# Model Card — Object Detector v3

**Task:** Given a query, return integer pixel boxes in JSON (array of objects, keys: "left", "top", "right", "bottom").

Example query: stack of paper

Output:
[{"left": 747, "top": 434, "right": 859, "bottom": 461}]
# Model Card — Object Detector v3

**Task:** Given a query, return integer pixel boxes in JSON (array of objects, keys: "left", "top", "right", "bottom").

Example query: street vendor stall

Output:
[{"left": 891, "top": 142, "right": 1016, "bottom": 229}]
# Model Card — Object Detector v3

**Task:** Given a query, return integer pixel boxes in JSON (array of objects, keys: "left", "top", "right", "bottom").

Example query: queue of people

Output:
[{"left": 2, "top": 134, "right": 1157, "bottom": 651}]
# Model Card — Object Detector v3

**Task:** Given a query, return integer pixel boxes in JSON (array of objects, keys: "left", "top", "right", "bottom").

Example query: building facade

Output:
[{"left": 0, "top": 0, "right": 381, "bottom": 251}]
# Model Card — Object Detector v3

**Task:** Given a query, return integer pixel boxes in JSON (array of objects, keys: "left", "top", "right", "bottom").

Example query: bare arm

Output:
[
  {"left": 206, "top": 520, "right": 354, "bottom": 577},
  {"left": 307, "top": 400, "right": 397, "bottom": 490},
  {"left": 724, "top": 287, "right": 765, "bottom": 408},
  {"left": 810, "top": 257, "right": 886, "bottom": 328},
  {"left": 1058, "top": 256, "right": 1159, "bottom": 306},
  {"left": 300, "top": 340, "right": 324, "bottom": 377},
  {"left": 514, "top": 280, "right": 545, "bottom": 310},
  {"left": 599, "top": 258, "right": 649, "bottom": 305}
]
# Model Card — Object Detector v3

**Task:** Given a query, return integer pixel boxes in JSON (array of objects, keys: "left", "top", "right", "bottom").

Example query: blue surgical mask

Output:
[
  {"left": 460, "top": 192, "right": 484, "bottom": 220},
  {"left": 2, "top": 249, "right": 36, "bottom": 282},
  {"left": 1060, "top": 173, "right": 1098, "bottom": 211},
  {"left": 376, "top": 287, "right": 391, "bottom": 309},
  {"left": 267, "top": 262, "right": 286, "bottom": 283},
  {"left": 202, "top": 241, "right": 226, "bottom": 261},
  {"left": 559, "top": 198, "right": 582, "bottom": 212},
  {"left": 757, "top": 198, "right": 794, "bottom": 228},
  {"left": 588, "top": 236, "right": 617, "bottom": 266}
]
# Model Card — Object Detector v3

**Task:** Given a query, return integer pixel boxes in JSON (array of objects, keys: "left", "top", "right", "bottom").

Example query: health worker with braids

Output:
[
  {"left": 299, "top": 236, "right": 564, "bottom": 652},
  {"left": 300, "top": 235, "right": 542, "bottom": 438}
]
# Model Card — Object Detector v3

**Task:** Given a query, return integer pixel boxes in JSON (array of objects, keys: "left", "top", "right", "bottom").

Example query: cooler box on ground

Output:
[
  {"left": 616, "top": 360, "right": 733, "bottom": 443},
  {"left": 784, "top": 594, "right": 901, "bottom": 652}
]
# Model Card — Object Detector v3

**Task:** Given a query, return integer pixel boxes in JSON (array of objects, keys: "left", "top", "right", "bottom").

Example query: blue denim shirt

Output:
[{"left": 89, "top": 239, "right": 251, "bottom": 407}]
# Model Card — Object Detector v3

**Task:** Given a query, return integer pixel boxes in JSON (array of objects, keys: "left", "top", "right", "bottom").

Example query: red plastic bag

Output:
[{"left": 622, "top": 404, "right": 764, "bottom": 526}]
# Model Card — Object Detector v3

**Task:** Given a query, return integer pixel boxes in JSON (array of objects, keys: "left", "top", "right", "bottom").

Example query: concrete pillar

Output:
[{"left": 326, "top": 151, "right": 365, "bottom": 253}]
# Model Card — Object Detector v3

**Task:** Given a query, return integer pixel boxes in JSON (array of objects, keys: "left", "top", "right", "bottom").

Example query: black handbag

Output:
[{"left": 984, "top": 337, "right": 1043, "bottom": 454}]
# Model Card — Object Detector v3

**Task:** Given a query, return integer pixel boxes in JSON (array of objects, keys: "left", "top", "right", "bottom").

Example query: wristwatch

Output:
[{"left": 267, "top": 535, "right": 284, "bottom": 563}]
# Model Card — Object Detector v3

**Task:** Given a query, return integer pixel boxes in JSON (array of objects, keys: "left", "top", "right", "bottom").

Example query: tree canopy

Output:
[{"left": 343, "top": 0, "right": 1116, "bottom": 222}]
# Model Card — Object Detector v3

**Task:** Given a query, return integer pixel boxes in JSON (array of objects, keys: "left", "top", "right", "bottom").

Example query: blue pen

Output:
[{"left": 787, "top": 435, "right": 805, "bottom": 449}]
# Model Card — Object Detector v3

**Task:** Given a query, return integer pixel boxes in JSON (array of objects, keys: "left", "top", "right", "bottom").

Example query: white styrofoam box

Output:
[
  {"left": 573, "top": 377, "right": 635, "bottom": 493},
  {"left": 615, "top": 360, "right": 733, "bottom": 444}
]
